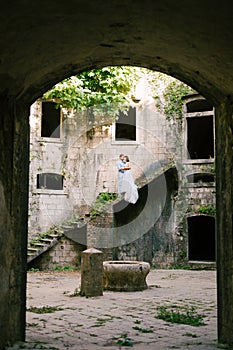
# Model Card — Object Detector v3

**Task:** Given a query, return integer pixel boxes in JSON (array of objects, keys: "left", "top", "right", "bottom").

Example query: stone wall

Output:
[
  {"left": 28, "top": 237, "right": 85, "bottom": 270},
  {"left": 29, "top": 102, "right": 73, "bottom": 238},
  {"left": 28, "top": 96, "right": 178, "bottom": 239},
  {"left": 28, "top": 92, "right": 216, "bottom": 269}
]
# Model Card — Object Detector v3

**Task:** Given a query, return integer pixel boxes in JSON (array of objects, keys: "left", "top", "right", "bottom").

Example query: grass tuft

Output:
[
  {"left": 156, "top": 305, "right": 206, "bottom": 326},
  {"left": 27, "top": 305, "right": 64, "bottom": 314}
]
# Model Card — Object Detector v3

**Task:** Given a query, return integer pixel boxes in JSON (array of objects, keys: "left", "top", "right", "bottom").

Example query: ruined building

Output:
[
  {"left": 28, "top": 87, "right": 216, "bottom": 270},
  {"left": 0, "top": 1, "right": 233, "bottom": 347}
]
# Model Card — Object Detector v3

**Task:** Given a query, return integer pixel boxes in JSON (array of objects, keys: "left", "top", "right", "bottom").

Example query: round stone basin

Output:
[{"left": 103, "top": 260, "right": 150, "bottom": 291}]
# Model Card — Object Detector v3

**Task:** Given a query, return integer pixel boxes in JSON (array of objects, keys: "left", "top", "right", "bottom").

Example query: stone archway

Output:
[{"left": 0, "top": 1, "right": 233, "bottom": 348}]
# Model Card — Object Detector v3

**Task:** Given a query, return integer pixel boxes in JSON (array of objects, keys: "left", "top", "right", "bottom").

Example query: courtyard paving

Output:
[{"left": 9, "top": 269, "right": 218, "bottom": 350}]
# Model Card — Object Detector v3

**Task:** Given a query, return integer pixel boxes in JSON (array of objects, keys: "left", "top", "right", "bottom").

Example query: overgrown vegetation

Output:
[
  {"left": 90, "top": 192, "right": 117, "bottom": 219},
  {"left": 53, "top": 265, "right": 78, "bottom": 271},
  {"left": 156, "top": 305, "right": 206, "bottom": 326},
  {"left": 42, "top": 66, "right": 139, "bottom": 118},
  {"left": 162, "top": 81, "right": 193, "bottom": 123},
  {"left": 195, "top": 205, "right": 216, "bottom": 216},
  {"left": 27, "top": 227, "right": 63, "bottom": 249},
  {"left": 28, "top": 268, "right": 40, "bottom": 272},
  {"left": 27, "top": 214, "right": 81, "bottom": 249},
  {"left": 42, "top": 66, "right": 194, "bottom": 128},
  {"left": 27, "top": 305, "right": 64, "bottom": 314}
]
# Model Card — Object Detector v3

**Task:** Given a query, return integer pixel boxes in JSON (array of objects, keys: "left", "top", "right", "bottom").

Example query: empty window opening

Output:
[
  {"left": 37, "top": 173, "right": 63, "bottom": 190},
  {"left": 188, "top": 216, "right": 215, "bottom": 261},
  {"left": 186, "top": 173, "right": 215, "bottom": 183},
  {"left": 41, "top": 101, "right": 61, "bottom": 138},
  {"left": 187, "top": 115, "right": 214, "bottom": 159},
  {"left": 115, "top": 107, "right": 136, "bottom": 141},
  {"left": 186, "top": 99, "right": 213, "bottom": 113}
]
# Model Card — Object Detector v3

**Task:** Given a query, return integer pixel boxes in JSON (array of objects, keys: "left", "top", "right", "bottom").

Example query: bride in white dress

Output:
[{"left": 120, "top": 156, "right": 139, "bottom": 204}]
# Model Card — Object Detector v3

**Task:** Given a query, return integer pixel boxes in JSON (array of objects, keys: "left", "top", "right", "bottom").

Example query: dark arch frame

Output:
[{"left": 0, "top": 2, "right": 233, "bottom": 348}]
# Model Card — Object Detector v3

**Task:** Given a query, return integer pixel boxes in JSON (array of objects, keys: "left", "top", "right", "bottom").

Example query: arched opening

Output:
[
  {"left": 188, "top": 215, "right": 215, "bottom": 262},
  {"left": 1, "top": 2, "right": 233, "bottom": 348},
  {"left": 27, "top": 67, "right": 217, "bottom": 348}
]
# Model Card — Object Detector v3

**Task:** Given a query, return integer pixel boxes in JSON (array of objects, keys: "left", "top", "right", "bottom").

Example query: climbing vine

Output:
[{"left": 162, "top": 81, "right": 193, "bottom": 122}]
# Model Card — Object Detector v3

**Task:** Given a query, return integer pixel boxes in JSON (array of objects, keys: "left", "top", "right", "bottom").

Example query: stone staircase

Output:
[
  {"left": 27, "top": 219, "right": 87, "bottom": 263},
  {"left": 27, "top": 231, "right": 62, "bottom": 263},
  {"left": 27, "top": 163, "right": 175, "bottom": 264}
]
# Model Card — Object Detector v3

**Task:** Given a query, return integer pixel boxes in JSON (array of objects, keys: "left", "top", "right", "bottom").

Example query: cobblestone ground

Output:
[{"left": 8, "top": 269, "right": 217, "bottom": 350}]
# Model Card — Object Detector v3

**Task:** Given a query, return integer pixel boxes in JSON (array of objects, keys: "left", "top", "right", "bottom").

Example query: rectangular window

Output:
[
  {"left": 41, "top": 101, "right": 61, "bottom": 138},
  {"left": 37, "top": 173, "right": 63, "bottom": 190},
  {"left": 115, "top": 107, "right": 136, "bottom": 141},
  {"left": 187, "top": 115, "right": 214, "bottom": 159}
]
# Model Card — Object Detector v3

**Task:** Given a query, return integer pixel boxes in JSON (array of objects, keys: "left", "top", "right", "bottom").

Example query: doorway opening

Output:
[{"left": 188, "top": 215, "right": 215, "bottom": 261}]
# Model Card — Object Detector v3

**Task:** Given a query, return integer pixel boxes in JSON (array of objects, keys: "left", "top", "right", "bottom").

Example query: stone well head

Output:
[{"left": 103, "top": 260, "right": 150, "bottom": 292}]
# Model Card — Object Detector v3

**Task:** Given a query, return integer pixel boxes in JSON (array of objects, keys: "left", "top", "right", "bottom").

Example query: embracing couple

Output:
[{"left": 117, "top": 154, "right": 139, "bottom": 204}]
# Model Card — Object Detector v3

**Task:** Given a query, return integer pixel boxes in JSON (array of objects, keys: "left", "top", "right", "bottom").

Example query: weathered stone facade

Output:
[
  {"left": 28, "top": 89, "right": 216, "bottom": 270},
  {"left": 28, "top": 236, "right": 84, "bottom": 270},
  {"left": 28, "top": 78, "right": 179, "bottom": 239}
]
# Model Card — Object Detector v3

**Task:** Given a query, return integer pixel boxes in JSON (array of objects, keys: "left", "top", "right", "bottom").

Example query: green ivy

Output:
[
  {"left": 42, "top": 66, "right": 139, "bottom": 118},
  {"left": 162, "top": 81, "right": 193, "bottom": 122},
  {"left": 90, "top": 192, "right": 117, "bottom": 219},
  {"left": 195, "top": 205, "right": 216, "bottom": 215},
  {"left": 156, "top": 305, "right": 206, "bottom": 326}
]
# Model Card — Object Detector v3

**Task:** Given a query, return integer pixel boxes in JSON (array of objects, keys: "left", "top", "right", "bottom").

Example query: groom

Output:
[{"left": 117, "top": 154, "right": 125, "bottom": 196}]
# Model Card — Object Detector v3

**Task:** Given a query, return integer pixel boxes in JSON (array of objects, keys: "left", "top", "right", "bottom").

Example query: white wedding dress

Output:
[{"left": 121, "top": 164, "right": 139, "bottom": 204}]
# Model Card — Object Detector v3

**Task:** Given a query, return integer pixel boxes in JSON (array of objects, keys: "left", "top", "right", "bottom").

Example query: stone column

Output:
[
  {"left": 0, "top": 96, "right": 30, "bottom": 348},
  {"left": 80, "top": 248, "right": 103, "bottom": 297},
  {"left": 215, "top": 98, "right": 233, "bottom": 347}
]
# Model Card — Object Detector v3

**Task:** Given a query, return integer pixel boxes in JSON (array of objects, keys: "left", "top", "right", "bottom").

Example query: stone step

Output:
[
  {"left": 31, "top": 242, "right": 46, "bottom": 247},
  {"left": 27, "top": 253, "right": 36, "bottom": 257},
  {"left": 27, "top": 229, "right": 63, "bottom": 263},
  {"left": 40, "top": 238, "right": 53, "bottom": 243},
  {"left": 47, "top": 233, "right": 60, "bottom": 238},
  {"left": 28, "top": 247, "right": 38, "bottom": 252}
]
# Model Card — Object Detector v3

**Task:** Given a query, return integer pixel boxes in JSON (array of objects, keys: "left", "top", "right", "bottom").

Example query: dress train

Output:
[{"left": 121, "top": 169, "right": 139, "bottom": 204}]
